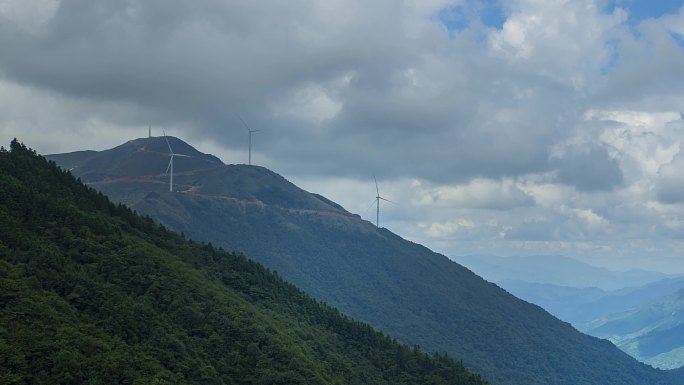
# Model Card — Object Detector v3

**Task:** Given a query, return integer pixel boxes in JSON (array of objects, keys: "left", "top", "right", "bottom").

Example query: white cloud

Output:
[
  {"left": 490, "top": 0, "right": 626, "bottom": 88},
  {"left": 561, "top": 205, "right": 609, "bottom": 229},
  {"left": 0, "top": 79, "right": 148, "bottom": 154},
  {"left": 656, "top": 150, "right": 684, "bottom": 204},
  {"left": 416, "top": 178, "right": 534, "bottom": 210},
  {"left": 658, "top": 5, "right": 684, "bottom": 36},
  {"left": 422, "top": 218, "right": 476, "bottom": 237},
  {"left": 0, "top": 0, "right": 60, "bottom": 35},
  {"left": 271, "top": 81, "right": 345, "bottom": 127}
]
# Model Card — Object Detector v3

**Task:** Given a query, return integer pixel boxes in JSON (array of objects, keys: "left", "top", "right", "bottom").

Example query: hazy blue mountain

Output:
[
  {"left": 453, "top": 254, "right": 673, "bottom": 291},
  {"left": 460, "top": 256, "right": 684, "bottom": 370},
  {"left": 48, "top": 137, "right": 684, "bottom": 385},
  {"left": 576, "top": 278, "right": 684, "bottom": 326},
  {"left": 500, "top": 277, "right": 684, "bottom": 326},
  {"left": 583, "top": 288, "right": 684, "bottom": 369},
  {"left": 497, "top": 279, "right": 607, "bottom": 323}
]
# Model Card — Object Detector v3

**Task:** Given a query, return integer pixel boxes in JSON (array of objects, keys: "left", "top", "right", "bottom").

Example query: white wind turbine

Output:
[
  {"left": 163, "top": 131, "right": 190, "bottom": 192},
  {"left": 238, "top": 116, "right": 262, "bottom": 165},
  {"left": 370, "top": 176, "right": 394, "bottom": 228}
]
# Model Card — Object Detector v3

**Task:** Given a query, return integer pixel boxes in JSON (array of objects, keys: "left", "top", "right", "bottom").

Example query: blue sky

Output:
[
  {"left": 609, "top": 0, "right": 683, "bottom": 22},
  {"left": 437, "top": 0, "right": 506, "bottom": 30},
  {"left": 615, "top": 0, "right": 684, "bottom": 47},
  {"left": 440, "top": 0, "right": 684, "bottom": 31}
]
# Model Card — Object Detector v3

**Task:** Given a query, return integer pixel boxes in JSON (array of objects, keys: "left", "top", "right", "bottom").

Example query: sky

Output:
[{"left": 1, "top": 0, "right": 684, "bottom": 273}]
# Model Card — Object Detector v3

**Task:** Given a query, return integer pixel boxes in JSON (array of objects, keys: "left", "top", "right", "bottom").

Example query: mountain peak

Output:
[
  {"left": 48, "top": 137, "right": 352, "bottom": 215},
  {"left": 129, "top": 136, "right": 223, "bottom": 162},
  {"left": 48, "top": 136, "right": 222, "bottom": 182}
]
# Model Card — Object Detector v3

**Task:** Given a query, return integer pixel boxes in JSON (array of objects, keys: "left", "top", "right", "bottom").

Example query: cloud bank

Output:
[{"left": 1, "top": 0, "right": 683, "bottom": 271}]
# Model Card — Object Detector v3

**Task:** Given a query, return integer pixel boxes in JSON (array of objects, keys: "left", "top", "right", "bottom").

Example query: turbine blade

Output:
[
  {"left": 165, "top": 157, "right": 173, "bottom": 174},
  {"left": 366, "top": 199, "right": 377, "bottom": 212},
  {"left": 163, "top": 130, "right": 173, "bottom": 154},
  {"left": 238, "top": 115, "right": 251, "bottom": 132},
  {"left": 379, "top": 197, "right": 395, "bottom": 204},
  {"left": 374, "top": 176, "right": 379, "bottom": 196},
  {"left": 174, "top": 153, "right": 192, "bottom": 158}
]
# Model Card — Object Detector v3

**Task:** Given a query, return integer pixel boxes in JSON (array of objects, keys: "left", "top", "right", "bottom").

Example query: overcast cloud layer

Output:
[{"left": 1, "top": 0, "right": 684, "bottom": 272}]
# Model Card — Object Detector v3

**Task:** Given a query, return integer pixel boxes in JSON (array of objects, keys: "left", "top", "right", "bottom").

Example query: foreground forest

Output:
[{"left": 0, "top": 139, "right": 487, "bottom": 385}]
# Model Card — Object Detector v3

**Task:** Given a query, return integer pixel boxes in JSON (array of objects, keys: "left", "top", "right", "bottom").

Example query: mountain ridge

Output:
[
  {"left": 1, "top": 139, "right": 489, "bottom": 385},
  {"left": 585, "top": 287, "right": 684, "bottom": 369},
  {"left": 47, "top": 136, "right": 684, "bottom": 385},
  {"left": 455, "top": 254, "right": 684, "bottom": 369},
  {"left": 453, "top": 254, "right": 675, "bottom": 291}
]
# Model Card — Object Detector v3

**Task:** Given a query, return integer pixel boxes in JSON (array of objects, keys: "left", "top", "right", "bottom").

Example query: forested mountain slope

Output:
[
  {"left": 585, "top": 288, "right": 684, "bottom": 370},
  {"left": 0, "top": 140, "right": 488, "bottom": 385},
  {"left": 48, "top": 137, "right": 684, "bottom": 385},
  {"left": 491, "top": 277, "right": 684, "bottom": 327}
]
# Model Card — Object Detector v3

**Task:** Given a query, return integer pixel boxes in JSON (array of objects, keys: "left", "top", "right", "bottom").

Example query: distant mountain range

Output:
[
  {"left": 47, "top": 137, "right": 684, "bottom": 385},
  {"left": 496, "top": 277, "right": 684, "bottom": 327},
  {"left": 452, "top": 254, "right": 674, "bottom": 291},
  {"left": 455, "top": 254, "right": 684, "bottom": 369},
  {"left": 585, "top": 288, "right": 684, "bottom": 370}
]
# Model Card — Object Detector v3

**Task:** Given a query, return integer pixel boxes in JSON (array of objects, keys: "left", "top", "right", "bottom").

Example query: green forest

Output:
[{"left": 0, "top": 139, "right": 488, "bottom": 384}]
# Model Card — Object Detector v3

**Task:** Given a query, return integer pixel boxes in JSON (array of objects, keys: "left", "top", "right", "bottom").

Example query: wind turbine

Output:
[
  {"left": 163, "top": 131, "right": 190, "bottom": 192},
  {"left": 370, "top": 176, "right": 393, "bottom": 228},
  {"left": 238, "top": 116, "right": 261, "bottom": 165}
]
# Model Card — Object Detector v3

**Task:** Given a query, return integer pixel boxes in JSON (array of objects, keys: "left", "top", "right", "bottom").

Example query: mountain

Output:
[
  {"left": 583, "top": 288, "right": 684, "bottom": 370},
  {"left": 496, "top": 279, "right": 608, "bottom": 324},
  {"left": 454, "top": 248, "right": 684, "bottom": 370},
  {"left": 575, "top": 278, "right": 684, "bottom": 327},
  {"left": 452, "top": 254, "right": 673, "bottom": 291},
  {"left": 0, "top": 140, "right": 489, "bottom": 384},
  {"left": 60, "top": 136, "right": 222, "bottom": 182},
  {"left": 458, "top": 254, "right": 684, "bottom": 368},
  {"left": 498, "top": 277, "right": 684, "bottom": 327},
  {"left": 47, "top": 137, "right": 684, "bottom": 385}
]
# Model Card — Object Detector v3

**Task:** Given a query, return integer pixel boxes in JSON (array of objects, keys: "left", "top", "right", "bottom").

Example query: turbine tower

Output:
[
  {"left": 238, "top": 116, "right": 261, "bottom": 165},
  {"left": 163, "top": 131, "right": 190, "bottom": 192},
  {"left": 371, "top": 176, "right": 393, "bottom": 228},
  {"left": 148, "top": 125, "right": 152, "bottom": 138}
]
